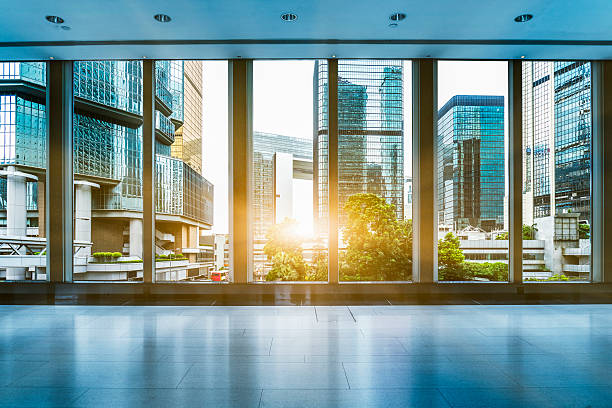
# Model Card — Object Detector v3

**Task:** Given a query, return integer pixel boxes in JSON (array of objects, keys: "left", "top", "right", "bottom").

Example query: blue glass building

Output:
[
  {"left": 437, "top": 95, "right": 505, "bottom": 232},
  {"left": 522, "top": 61, "right": 591, "bottom": 222},
  {"left": 0, "top": 61, "right": 212, "bottom": 280}
]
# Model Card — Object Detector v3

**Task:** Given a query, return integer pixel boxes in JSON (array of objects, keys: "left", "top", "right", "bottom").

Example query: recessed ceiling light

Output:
[
  {"left": 154, "top": 14, "right": 171, "bottom": 23},
  {"left": 514, "top": 14, "right": 533, "bottom": 23},
  {"left": 388, "top": 23, "right": 398, "bottom": 28},
  {"left": 520, "top": 55, "right": 526, "bottom": 59},
  {"left": 45, "top": 15, "right": 64, "bottom": 24},
  {"left": 280, "top": 12, "right": 298, "bottom": 22},
  {"left": 389, "top": 13, "right": 406, "bottom": 22},
  {"left": 49, "top": 56, "right": 54, "bottom": 60}
]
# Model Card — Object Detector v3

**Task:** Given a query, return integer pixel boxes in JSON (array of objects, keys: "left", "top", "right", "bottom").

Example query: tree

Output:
[
  {"left": 264, "top": 218, "right": 308, "bottom": 281},
  {"left": 495, "top": 225, "right": 537, "bottom": 240},
  {"left": 579, "top": 224, "right": 590, "bottom": 239},
  {"left": 341, "top": 193, "right": 412, "bottom": 281},
  {"left": 437, "top": 232, "right": 464, "bottom": 280},
  {"left": 495, "top": 232, "right": 508, "bottom": 240},
  {"left": 522, "top": 224, "right": 537, "bottom": 240}
]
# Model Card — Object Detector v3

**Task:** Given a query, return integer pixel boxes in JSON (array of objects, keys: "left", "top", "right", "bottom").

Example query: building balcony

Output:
[
  {"left": 155, "top": 111, "right": 175, "bottom": 145},
  {"left": 563, "top": 247, "right": 590, "bottom": 256},
  {"left": 155, "top": 79, "right": 173, "bottom": 116},
  {"left": 563, "top": 264, "right": 590, "bottom": 273}
]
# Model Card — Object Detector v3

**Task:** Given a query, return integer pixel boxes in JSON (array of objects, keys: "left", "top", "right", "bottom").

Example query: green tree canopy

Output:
[
  {"left": 438, "top": 232, "right": 464, "bottom": 277},
  {"left": 340, "top": 193, "right": 412, "bottom": 281}
]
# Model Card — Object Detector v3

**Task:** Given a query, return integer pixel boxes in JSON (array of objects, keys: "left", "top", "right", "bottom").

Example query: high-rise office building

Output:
[
  {"left": 172, "top": 61, "right": 203, "bottom": 174},
  {"left": 437, "top": 95, "right": 505, "bottom": 232},
  {"left": 313, "top": 60, "right": 404, "bottom": 232},
  {"left": 252, "top": 131, "right": 312, "bottom": 243},
  {"left": 0, "top": 61, "right": 213, "bottom": 281},
  {"left": 522, "top": 61, "right": 591, "bottom": 225}
]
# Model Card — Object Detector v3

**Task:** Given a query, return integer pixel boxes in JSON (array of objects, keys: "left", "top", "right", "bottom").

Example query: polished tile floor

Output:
[{"left": 2, "top": 304, "right": 612, "bottom": 407}]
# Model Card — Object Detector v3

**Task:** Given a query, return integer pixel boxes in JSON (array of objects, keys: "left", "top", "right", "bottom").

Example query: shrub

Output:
[{"left": 112, "top": 252, "right": 122, "bottom": 258}]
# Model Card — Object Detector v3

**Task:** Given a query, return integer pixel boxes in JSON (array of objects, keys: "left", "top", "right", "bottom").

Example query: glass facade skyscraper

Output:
[
  {"left": 437, "top": 95, "right": 505, "bottom": 232},
  {"left": 522, "top": 61, "right": 591, "bottom": 223},
  {"left": 0, "top": 61, "right": 212, "bottom": 281},
  {"left": 314, "top": 59, "right": 404, "bottom": 231}
]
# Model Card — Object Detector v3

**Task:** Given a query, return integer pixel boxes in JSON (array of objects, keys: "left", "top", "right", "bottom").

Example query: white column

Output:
[
  {"left": 5, "top": 166, "right": 27, "bottom": 280},
  {"left": 129, "top": 218, "right": 143, "bottom": 259},
  {"left": 273, "top": 152, "right": 294, "bottom": 223},
  {"left": 74, "top": 181, "right": 99, "bottom": 258}
]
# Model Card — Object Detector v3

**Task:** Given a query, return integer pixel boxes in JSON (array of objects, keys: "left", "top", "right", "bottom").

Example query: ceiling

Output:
[{"left": 2, "top": 0, "right": 612, "bottom": 60}]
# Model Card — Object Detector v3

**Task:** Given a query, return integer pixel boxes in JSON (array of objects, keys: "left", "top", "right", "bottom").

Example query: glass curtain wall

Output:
[
  {"left": 436, "top": 61, "right": 509, "bottom": 282},
  {"left": 252, "top": 60, "right": 327, "bottom": 282},
  {"left": 72, "top": 60, "right": 144, "bottom": 281},
  {"left": 322, "top": 59, "right": 412, "bottom": 282},
  {"left": 0, "top": 62, "right": 47, "bottom": 281},
  {"left": 521, "top": 61, "right": 592, "bottom": 282},
  {"left": 155, "top": 60, "right": 226, "bottom": 283}
]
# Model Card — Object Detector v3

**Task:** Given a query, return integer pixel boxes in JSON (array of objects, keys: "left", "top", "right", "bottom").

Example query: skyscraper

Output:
[
  {"left": 437, "top": 95, "right": 505, "bottom": 232},
  {"left": 522, "top": 61, "right": 591, "bottom": 225},
  {"left": 251, "top": 131, "right": 312, "bottom": 243},
  {"left": 313, "top": 60, "right": 404, "bottom": 233},
  {"left": 172, "top": 61, "right": 203, "bottom": 174},
  {"left": 0, "top": 61, "right": 213, "bottom": 281}
]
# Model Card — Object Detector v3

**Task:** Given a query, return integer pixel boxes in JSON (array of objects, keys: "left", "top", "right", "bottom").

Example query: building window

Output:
[
  {"left": 0, "top": 62, "right": 47, "bottom": 280},
  {"left": 522, "top": 61, "right": 591, "bottom": 282},
  {"left": 328, "top": 59, "right": 412, "bottom": 282},
  {"left": 251, "top": 60, "right": 327, "bottom": 282},
  {"left": 436, "top": 61, "right": 509, "bottom": 282}
]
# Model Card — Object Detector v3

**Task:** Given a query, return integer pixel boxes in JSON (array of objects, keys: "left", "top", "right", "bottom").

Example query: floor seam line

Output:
[
  {"left": 436, "top": 387, "right": 454, "bottom": 408},
  {"left": 341, "top": 362, "right": 351, "bottom": 389},
  {"left": 346, "top": 306, "right": 357, "bottom": 323},
  {"left": 257, "top": 388, "right": 264, "bottom": 408},
  {"left": 175, "top": 362, "right": 195, "bottom": 389}
]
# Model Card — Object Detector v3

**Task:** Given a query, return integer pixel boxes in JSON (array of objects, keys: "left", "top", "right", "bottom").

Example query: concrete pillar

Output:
[
  {"left": 74, "top": 182, "right": 93, "bottom": 257},
  {"left": 5, "top": 166, "right": 27, "bottom": 280},
  {"left": 129, "top": 218, "right": 143, "bottom": 259},
  {"left": 37, "top": 181, "right": 45, "bottom": 238},
  {"left": 412, "top": 60, "right": 436, "bottom": 283},
  {"left": 229, "top": 59, "right": 253, "bottom": 283}
]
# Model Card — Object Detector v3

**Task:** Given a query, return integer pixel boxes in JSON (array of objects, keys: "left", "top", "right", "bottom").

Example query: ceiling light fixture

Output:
[
  {"left": 389, "top": 13, "right": 406, "bottom": 22},
  {"left": 514, "top": 14, "right": 533, "bottom": 23},
  {"left": 280, "top": 13, "right": 298, "bottom": 22},
  {"left": 45, "top": 15, "right": 64, "bottom": 24},
  {"left": 154, "top": 14, "right": 171, "bottom": 23},
  {"left": 520, "top": 55, "right": 526, "bottom": 59}
]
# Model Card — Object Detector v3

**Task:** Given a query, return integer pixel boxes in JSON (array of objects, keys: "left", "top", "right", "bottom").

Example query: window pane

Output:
[
  {"left": 155, "top": 60, "right": 228, "bottom": 283},
  {"left": 437, "top": 61, "right": 509, "bottom": 282},
  {"left": 0, "top": 62, "right": 47, "bottom": 281},
  {"left": 332, "top": 59, "right": 412, "bottom": 282},
  {"left": 252, "top": 60, "right": 327, "bottom": 282},
  {"left": 73, "top": 60, "right": 144, "bottom": 281},
  {"left": 522, "top": 61, "right": 591, "bottom": 282}
]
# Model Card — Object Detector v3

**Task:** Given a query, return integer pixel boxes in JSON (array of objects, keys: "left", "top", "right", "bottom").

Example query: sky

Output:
[{"left": 202, "top": 60, "right": 508, "bottom": 235}]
